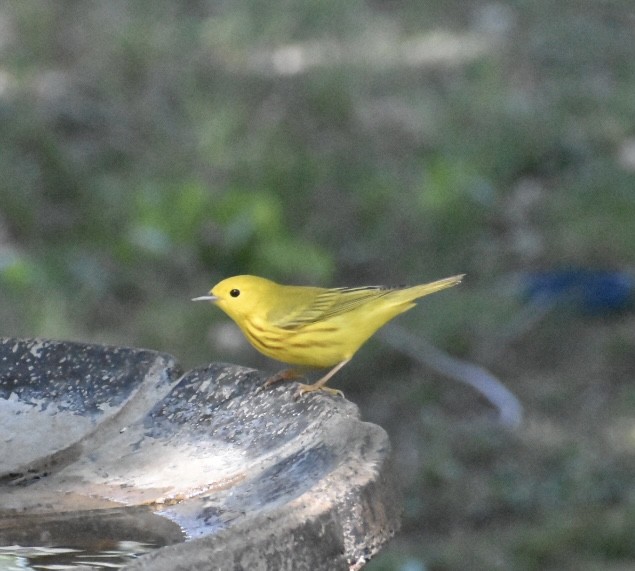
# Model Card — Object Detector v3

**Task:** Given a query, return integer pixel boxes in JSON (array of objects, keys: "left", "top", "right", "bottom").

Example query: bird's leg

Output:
[
  {"left": 294, "top": 359, "right": 350, "bottom": 399},
  {"left": 261, "top": 368, "right": 305, "bottom": 390}
]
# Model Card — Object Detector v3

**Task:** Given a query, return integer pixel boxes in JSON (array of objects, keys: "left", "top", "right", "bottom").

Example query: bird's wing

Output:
[{"left": 272, "top": 286, "right": 395, "bottom": 329}]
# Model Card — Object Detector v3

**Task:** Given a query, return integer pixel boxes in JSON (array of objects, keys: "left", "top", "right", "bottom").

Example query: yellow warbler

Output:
[{"left": 193, "top": 274, "right": 463, "bottom": 397}]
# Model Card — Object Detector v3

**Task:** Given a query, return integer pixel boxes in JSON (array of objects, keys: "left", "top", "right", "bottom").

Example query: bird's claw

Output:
[
  {"left": 292, "top": 383, "right": 344, "bottom": 400},
  {"left": 258, "top": 370, "right": 343, "bottom": 399},
  {"left": 260, "top": 369, "right": 304, "bottom": 392}
]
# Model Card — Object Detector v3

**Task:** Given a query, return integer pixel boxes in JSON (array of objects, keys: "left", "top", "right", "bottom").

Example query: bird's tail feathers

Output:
[{"left": 398, "top": 274, "right": 464, "bottom": 302}]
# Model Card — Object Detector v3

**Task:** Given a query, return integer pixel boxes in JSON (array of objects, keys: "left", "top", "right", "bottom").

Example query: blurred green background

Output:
[{"left": 2, "top": 1, "right": 635, "bottom": 569}]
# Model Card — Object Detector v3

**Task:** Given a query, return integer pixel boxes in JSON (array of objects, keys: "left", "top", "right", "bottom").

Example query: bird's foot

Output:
[
  {"left": 293, "top": 383, "right": 344, "bottom": 400},
  {"left": 260, "top": 369, "right": 304, "bottom": 391}
]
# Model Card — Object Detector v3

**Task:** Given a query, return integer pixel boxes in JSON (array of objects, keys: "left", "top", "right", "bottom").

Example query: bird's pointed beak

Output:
[{"left": 192, "top": 295, "right": 218, "bottom": 302}]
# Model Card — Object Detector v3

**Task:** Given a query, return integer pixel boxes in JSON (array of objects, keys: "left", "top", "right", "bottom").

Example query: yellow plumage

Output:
[{"left": 194, "top": 274, "right": 463, "bottom": 397}]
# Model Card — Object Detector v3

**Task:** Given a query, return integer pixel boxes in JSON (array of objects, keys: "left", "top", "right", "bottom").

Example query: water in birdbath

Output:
[{"left": 0, "top": 541, "right": 161, "bottom": 570}]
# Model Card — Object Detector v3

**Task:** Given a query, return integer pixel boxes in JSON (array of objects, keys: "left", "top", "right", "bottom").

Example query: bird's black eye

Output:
[{"left": 230, "top": 289, "right": 240, "bottom": 298}]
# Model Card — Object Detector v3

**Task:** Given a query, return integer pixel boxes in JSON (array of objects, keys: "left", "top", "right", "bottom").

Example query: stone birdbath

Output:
[{"left": 0, "top": 337, "right": 400, "bottom": 570}]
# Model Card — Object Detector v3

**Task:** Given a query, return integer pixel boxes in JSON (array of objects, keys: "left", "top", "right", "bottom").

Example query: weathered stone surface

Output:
[
  {"left": 0, "top": 338, "right": 400, "bottom": 569},
  {"left": 0, "top": 337, "right": 180, "bottom": 482}
]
